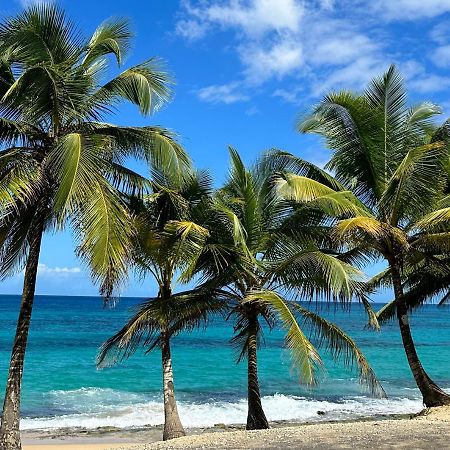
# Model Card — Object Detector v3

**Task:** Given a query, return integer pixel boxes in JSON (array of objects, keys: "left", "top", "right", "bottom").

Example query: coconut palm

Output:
[
  {"left": 0, "top": 5, "right": 189, "bottom": 449},
  {"left": 190, "top": 147, "right": 385, "bottom": 430},
  {"left": 97, "top": 169, "right": 226, "bottom": 440},
  {"left": 296, "top": 65, "right": 450, "bottom": 407}
]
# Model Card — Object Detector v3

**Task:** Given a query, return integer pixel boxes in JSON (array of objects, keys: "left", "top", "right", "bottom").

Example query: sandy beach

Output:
[
  {"left": 23, "top": 446, "right": 137, "bottom": 450},
  {"left": 21, "top": 407, "right": 450, "bottom": 450}
]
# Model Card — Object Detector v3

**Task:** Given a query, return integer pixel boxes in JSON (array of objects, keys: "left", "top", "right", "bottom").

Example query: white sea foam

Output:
[{"left": 20, "top": 388, "right": 425, "bottom": 431}]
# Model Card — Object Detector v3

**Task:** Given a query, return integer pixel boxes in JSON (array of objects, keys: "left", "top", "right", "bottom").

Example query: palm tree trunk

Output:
[
  {"left": 246, "top": 317, "right": 269, "bottom": 430},
  {"left": 161, "top": 332, "right": 185, "bottom": 441},
  {"left": 390, "top": 261, "right": 450, "bottom": 407},
  {"left": 0, "top": 218, "right": 45, "bottom": 450}
]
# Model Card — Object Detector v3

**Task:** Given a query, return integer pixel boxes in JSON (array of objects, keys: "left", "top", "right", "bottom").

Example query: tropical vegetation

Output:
[
  {"left": 97, "top": 168, "right": 226, "bottom": 440},
  {"left": 0, "top": 5, "right": 188, "bottom": 449},
  {"left": 295, "top": 65, "right": 450, "bottom": 407},
  {"left": 0, "top": 4, "right": 448, "bottom": 449},
  {"left": 186, "top": 148, "right": 386, "bottom": 429}
]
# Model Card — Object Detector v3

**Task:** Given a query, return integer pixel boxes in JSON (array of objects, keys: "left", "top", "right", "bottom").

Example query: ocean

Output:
[{"left": 0, "top": 295, "right": 449, "bottom": 430}]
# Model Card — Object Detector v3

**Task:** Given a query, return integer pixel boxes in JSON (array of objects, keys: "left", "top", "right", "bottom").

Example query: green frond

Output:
[
  {"left": 0, "top": 118, "right": 43, "bottom": 146},
  {"left": 376, "top": 300, "right": 397, "bottom": 324},
  {"left": 274, "top": 173, "right": 336, "bottom": 202},
  {"left": 82, "top": 123, "right": 191, "bottom": 181},
  {"left": 379, "top": 142, "right": 447, "bottom": 224},
  {"left": 108, "top": 163, "right": 152, "bottom": 195},
  {"left": 75, "top": 180, "right": 133, "bottom": 298},
  {"left": 83, "top": 18, "right": 133, "bottom": 66},
  {"left": 0, "top": 203, "right": 36, "bottom": 278},
  {"left": 412, "top": 232, "right": 450, "bottom": 253},
  {"left": 259, "top": 149, "right": 345, "bottom": 191},
  {"left": 0, "top": 153, "right": 42, "bottom": 211},
  {"left": 299, "top": 91, "right": 384, "bottom": 205},
  {"left": 274, "top": 172, "right": 371, "bottom": 217},
  {"left": 47, "top": 133, "right": 107, "bottom": 223},
  {"left": 213, "top": 197, "right": 251, "bottom": 254},
  {"left": 164, "top": 290, "right": 228, "bottom": 336},
  {"left": 97, "top": 291, "right": 228, "bottom": 368},
  {"left": 0, "top": 4, "right": 81, "bottom": 65},
  {"left": 97, "top": 299, "right": 162, "bottom": 367},
  {"left": 405, "top": 102, "right": 442, "bottom": 134},
  {"left": 415, "top": 207, "right": 450, "bottom": 229},
  {"left": 164, "top": 220, "right": 210, "bottom": 283},
  {"left": 95, "top": 59, "right": 173, "bottom": 115},
  {"left": 360, "top": 295, "right": 380, "bottom": 331},
  {"left": 333, "top": 216, "right": 386, "bottom": 243},
  {"left": 246, "top": 290, "right": 323, "bottom": 385},
  {"left": 269, "top": 238, "right": 364, "bottom": 300},
  {"left": 290, "top": 303, "right": 386, "bottom": 398}
]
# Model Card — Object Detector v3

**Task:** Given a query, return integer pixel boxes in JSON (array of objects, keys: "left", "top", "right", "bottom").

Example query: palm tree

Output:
[
  {"left": 97, "top": 169, "right": 226, "bottom": 440},
  {"left": 0, "top": 5, "right": 189, "bottom": 449},
  {"left": 296, "top": 65, "right": 450, "bottom": 407},
  {"left": 191, "top": 147, "right": 385, "bottom": 430}
]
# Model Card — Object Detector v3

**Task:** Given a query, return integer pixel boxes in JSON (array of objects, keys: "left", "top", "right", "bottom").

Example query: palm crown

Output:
[
  {"left": 96, "top": 168, "right": 229, "bottom": 440},
  {"left": 294, "top": 65, "right": 450, "bottom": 406},
  {"left": 0, "top": 5, "right": 189, "bottom": 295},
  {"left": 191, "top": 147, "right": 385, "bottom": 429}
]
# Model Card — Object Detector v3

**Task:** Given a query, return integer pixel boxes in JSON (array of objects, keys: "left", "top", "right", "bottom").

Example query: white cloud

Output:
[
  {"left": 370, "top": 0, "right": 450, "bottom": 20},
  {"left": 312, "top": 56, "right": 385, "bottom": 96},
  {"left": 431, "top": 45, "right": 450, "bottom": 67},
  {"left": 175, "top": 19, "right": 208, "bottom": 40},
  {"left": 191, "top": 0, "right": 304, "bottom": 37},
  {"left": 309, "top": 33, "right": 377, "bottom": 66},
  {"left": 38, "top": 264, "right": 81, "bottom": 276},
  {"left": 430, "top": 21, "right": 450, "bottom": 44},
  {"left": 177, "top": 0, "right": 450, "bottom": 103},
  {"left": 408, "top": 74, "right": 450, "bottom": 93},
  {"left": 240, "top": 39, "right": 303, "bottom": 84},
  {"left": 273, "top": 88, "right": 302, "bottom": 104},
  {"left": 177, "top": 0, "right": 384, "bottom": 99},
  {"left": 196, "top": 82, "right": 249, "bottom": 104}
]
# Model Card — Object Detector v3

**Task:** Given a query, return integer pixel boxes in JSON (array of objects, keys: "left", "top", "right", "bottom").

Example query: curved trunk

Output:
[
  {"left": 0, "top": 218, "right": 45, "bottom": 450},
  {"left": 390, "top": 261, "right": 450, "bottom": 407},
  {"left": 161, "top": 332, "right": 185, "bottom": 441},
  {"left": 246, "top": 317, "right": 269, "bottom": 430}
]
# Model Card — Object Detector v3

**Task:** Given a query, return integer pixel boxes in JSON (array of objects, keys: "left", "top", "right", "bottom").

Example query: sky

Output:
[{"left": 1, "top": 0, "right": 450, "bottom": 297}]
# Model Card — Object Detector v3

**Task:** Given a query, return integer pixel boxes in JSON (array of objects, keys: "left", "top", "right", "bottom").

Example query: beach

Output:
[
  {"left": 21, "top": 407, "right": 450, "bottom": 449},
  {"left": 2, "top": 296, "right": 446, "bottom": 431}
]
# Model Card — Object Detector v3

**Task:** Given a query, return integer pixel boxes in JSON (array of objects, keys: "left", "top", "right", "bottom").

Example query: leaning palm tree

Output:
[
  {"left": 97, "top": 169, "right": 226, "bottom": 440},
  {"left": 295, "top": 65, "right": 450, "bottom": 407},
  {"left": 190, "top": 147, "right": 385, "bottom": 430},
  {"left": 0, "top": 6, "right": 189, "bottom": 449}
]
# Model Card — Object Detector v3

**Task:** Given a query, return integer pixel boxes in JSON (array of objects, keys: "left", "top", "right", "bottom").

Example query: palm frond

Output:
[
  {"left": 290, "top": 302, "right": 386, "bottom": 398},
  {"left": 379, "top": 142, "right": 447, "bottom": 224},
  {"left": 95, "top": 59, "right": 172, "bottom": 115},
  {"left": 83, "top": 18, "right": 132, "bottom": 66},
  {"left": 246, "top": 290, "right": 323, "bottom": 385},
  {"left": 75, "top": 180, "right": 133, "bottom": 298}
]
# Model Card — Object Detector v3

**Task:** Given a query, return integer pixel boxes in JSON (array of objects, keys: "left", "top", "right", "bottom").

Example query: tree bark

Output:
[
  {"left": 390, "top": 261, "right": 450, "bottom": 407},
  {"left": 246, "top": 317, "right": 269, "bottom": 430},
  {"left": 0, "top": 217, "right": 45, "bottom": 450},
  {"left": 161, "top": 332, "right": 185, "bottom": 441}
]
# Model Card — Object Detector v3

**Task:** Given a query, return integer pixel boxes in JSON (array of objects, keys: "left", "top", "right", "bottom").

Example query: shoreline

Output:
[
  {"left": 23, "top": 406, "right": 450, "bottom": 449},
  {"left": 21, "top": 411, "right": 423, "bottom": 449}
]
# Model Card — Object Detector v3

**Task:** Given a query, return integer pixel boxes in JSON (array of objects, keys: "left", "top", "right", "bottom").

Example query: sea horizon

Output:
[{"left": 1, "top": 295, "right": 448, "bottom": 431}]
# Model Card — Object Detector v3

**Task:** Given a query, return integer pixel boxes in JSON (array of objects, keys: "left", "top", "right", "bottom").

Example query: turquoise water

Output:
[{"left": 0, "top": 295, "right": 449, "bottom": 429}]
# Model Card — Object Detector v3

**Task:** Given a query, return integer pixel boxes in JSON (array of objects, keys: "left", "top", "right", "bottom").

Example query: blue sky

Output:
[{"left": 1, "top": 0, "right": 450, "bottom": 297}]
